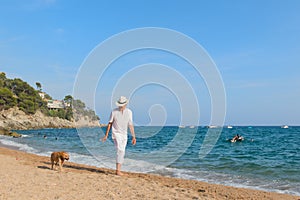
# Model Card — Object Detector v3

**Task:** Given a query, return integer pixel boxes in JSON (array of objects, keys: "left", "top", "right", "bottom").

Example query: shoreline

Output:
[{"left": 0, "top": 145, "right": 299, "bottom": 200}]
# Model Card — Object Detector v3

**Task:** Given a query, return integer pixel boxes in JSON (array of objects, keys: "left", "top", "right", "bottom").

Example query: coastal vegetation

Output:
[{"left": 0, "top": 72, "right": 99, "bottom": 122}]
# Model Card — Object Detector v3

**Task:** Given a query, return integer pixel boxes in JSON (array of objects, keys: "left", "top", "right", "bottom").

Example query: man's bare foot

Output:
[{"left": 116, "top": 170, "right": 126, "bottom": 176}]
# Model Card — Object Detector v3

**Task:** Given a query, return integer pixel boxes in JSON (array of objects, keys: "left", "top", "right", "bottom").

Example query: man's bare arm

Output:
[
  {"left": 101, "top": 122, "right": 112, "bottom": 142},
  {"left": 129, "top": 124, "right": 136, "bottom": 145}
]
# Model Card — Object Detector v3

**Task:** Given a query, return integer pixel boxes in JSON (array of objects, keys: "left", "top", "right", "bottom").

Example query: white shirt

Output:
[{"left": 109, "top": 108, "right": 133, "bottom": 139}]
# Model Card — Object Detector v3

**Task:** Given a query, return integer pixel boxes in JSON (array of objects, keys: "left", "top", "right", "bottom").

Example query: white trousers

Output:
[{"left": 113, "top": 134, "right": 127, "bottom": 164}]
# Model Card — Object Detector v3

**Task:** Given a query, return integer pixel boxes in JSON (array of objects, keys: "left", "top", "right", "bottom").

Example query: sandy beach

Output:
[{"left": 0, "top": 146, "right": 299, "bottom": 200}]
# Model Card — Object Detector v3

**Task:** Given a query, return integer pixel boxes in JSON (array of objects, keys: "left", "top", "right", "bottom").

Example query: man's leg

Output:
[
  {"left": 114, "top": 138, "right": 126, "bottom": 176},
  {"left": 116, "top": 163, "right": 123, "bottom": 175},
  {"left": 116, "top": 148, "right": 125, "bottom": 175}
]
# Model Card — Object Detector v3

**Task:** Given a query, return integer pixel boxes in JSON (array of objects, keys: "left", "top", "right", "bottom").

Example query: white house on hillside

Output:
[
  {"left": 39, "top": 92, "right": 70, "bottom": 109},
  {"left": 47, "top": 100, "right": 66, "bottom": 109}
]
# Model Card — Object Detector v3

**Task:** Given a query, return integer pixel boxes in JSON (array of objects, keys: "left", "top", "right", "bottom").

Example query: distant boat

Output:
[
  {"left": 207, "top": 125, "right": 219, "bottom": 128},
  {"left": 189, "top": 126, "right": 195, "bottom": 128},
  {"left": 179, "top": 125, "right": 185, "bottom": 128},
  {"left": 227, "top": 125, "right": 233, "bottom": 129},
  {"left": 281, "top": 125, "right": 289, "bottom": 129}
]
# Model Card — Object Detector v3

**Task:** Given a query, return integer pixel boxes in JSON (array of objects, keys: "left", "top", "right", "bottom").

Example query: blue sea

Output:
[{"left": 0, "top": 126, "right": 299, "bottom": 196}]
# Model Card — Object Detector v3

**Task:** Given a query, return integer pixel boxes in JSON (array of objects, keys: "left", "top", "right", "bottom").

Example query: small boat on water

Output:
[
  {"left": 179, "top": 125, "right": 185, "bottom": 128},
  {"left": 227, "top": 125, "right": 233, "bottom": 129},
  {"left": 207, "top": 125, "right": 219, "bottom": 128},
  {"left": 281, "top": 125, "right": 289, "bottom": 129},
  {"left": 189, "top": 126, "right": 195, "bottom": 128}
]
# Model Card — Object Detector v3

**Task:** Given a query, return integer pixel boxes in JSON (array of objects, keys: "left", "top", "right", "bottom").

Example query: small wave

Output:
[
  {"left": 67, "top": 153, "right": 166, "bottom": 173},
  {"left": 20, "top": 135, "right": 32, "bottom": 138},
  {"left": 0, "top": 139, "right": 35, "bottom": 152},
  {"left": 151, "top": 167, "right": 300, "bottom": 196},
  {"left": 68, "top": 152, "right": 105, "bottom": 168}
]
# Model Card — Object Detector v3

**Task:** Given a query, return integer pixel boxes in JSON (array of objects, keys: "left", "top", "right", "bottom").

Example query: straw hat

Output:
[{"left": 115, "top": 96, "right": 129, "bottom": 107}]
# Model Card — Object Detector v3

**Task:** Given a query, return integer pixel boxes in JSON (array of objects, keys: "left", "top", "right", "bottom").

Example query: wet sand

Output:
[{"left": 0, "top": 146, "right": 299, "bottom": 200}]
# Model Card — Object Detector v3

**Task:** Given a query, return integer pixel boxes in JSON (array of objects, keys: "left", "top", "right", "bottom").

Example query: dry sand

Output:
[{"left": 0, "top": 146, "right": 299, "bottom": 200}]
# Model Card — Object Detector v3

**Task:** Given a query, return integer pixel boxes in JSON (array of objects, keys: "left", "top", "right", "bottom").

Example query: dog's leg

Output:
[
  {"left": 58, "top": 158, "right": 63, "bottom": 171},
  {"left": 51, "top": 160, "right": 54, "bottom": 170},
  {"left": 61, "top": 160, "right": 65, "bottom": 168}
]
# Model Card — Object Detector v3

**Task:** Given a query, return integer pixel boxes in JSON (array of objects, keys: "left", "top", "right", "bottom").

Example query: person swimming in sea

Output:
[{"left": 231, "top": 134, "right": 243, "bottom": 142}]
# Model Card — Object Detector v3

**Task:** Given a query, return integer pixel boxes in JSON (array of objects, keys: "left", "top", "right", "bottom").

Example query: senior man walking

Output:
[{"left": 101, "top": 96, "right": 136, "bottom": 176}]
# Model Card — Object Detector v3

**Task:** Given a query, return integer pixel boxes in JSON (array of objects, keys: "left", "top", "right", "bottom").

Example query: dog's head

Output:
[{"left": 61, "top": 152, "right": 69, "bottom": 160}]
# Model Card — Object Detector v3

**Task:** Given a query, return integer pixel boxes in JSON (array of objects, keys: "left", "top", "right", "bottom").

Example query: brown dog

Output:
[{"left": 50, "top": 151, "right": 69, "bottom": 171}]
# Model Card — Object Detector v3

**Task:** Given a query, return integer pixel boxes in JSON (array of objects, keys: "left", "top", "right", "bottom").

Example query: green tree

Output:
[
  {"left": 36, "top": 82, "right": 42, "bottom": 91},
  {"left": 0, "top": 72, "right": 7, "bottom": 87},
  {"left": 65, "top": 107, "right": 73, "bottom": 120},
  {"left": 17, "top": 93, "right": 37, "bottom": 114},
  {"left": 71, "top": 99, "right": 100, "bottom": 122},
  {"left": 0, "top": 87, "right": 17, "bottom": 110},
  {"left": 8, "top": 78, "right": 35, "bottom": 96},
  {"left": 0, "top": 72, "right": 6, "bottom": 80},
  {"left": 64, "top": 95, "right": 73, "bottom": 106},
  {"left": 73, "top": 99, "right": 86, "bottom": 112},
  {"left": 19, "top": 99, "right": 35, "bottom": 114}
]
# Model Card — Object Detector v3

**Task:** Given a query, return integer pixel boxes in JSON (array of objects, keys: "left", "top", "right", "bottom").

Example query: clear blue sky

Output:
[{"left": 1, "top": 0, "right": 300, "bottom": 125}]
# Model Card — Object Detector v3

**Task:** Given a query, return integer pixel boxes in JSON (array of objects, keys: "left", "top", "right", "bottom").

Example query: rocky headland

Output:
[
  {"left": 0, "top": 107, "right": 100, "bottom": 131},
  {"left": 0, "top": 72, "right": 102, "bottom": 137}
]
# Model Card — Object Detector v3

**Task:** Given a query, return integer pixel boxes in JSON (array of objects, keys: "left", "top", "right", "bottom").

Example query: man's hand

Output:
[
  {"left": 132, "top": 137, "right": 136, "bottom": 145},
  {"left": 101, "top": 136, "right": 108, "bottom": 142}
]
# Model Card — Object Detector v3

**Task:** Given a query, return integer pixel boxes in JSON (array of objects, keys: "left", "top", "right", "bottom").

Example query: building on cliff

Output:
[
  {"left": 39, "top": 92, "right": 70, "bottom": 110},
  {"left": 47, "top": 100, "right": 70, "bottom": 110}
]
